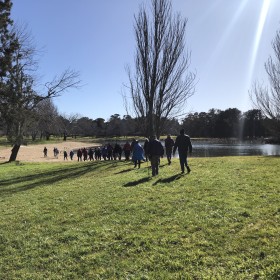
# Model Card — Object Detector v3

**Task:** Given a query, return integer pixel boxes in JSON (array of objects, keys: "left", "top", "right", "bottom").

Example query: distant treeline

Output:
[
  {"left": 0, "top": 106, "right": 277, "bottom": 141},
  {"left": 181, "top": 108, "right": 270, "bottom": 139}
]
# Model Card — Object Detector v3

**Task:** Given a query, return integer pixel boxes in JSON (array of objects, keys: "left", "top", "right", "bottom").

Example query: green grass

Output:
[{"left": 0, "top": 156, "right": 279, "bottom": 279}]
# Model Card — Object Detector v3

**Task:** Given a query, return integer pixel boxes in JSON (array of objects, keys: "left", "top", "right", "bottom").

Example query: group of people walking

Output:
[
  {"left": 140, "top": 129, "right": 192, "bottom": 176},
  {"left": 42, "top": 129, "right": 192, "bottom": 175}
]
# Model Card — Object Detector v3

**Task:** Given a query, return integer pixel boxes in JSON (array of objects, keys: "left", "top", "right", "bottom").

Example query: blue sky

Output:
[{"left": 11, "top": 0, "right": 280, "bottom": 121}]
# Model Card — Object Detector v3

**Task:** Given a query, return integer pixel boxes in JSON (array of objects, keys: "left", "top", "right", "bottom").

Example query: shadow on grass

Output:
[
  {"left": 269, "top": 269, "right": 280, "bottom": 279},
  {"left": 102, "top": 160, "right": 134, "bottom": 169},
  {"left": 0, "top": 161, "right": 114, "bottom": 196},
  {"left": 123, "top": 177, "right": 151, "bottom": 187},
  {"left": 152, "top": 173, "right": 184, "bottom": 185},
  {"left": 0, "top": 161, "right": 10, "bottom": 165},
  {"left": 115, "top": 168, "right": 134, "bottom": 174}
]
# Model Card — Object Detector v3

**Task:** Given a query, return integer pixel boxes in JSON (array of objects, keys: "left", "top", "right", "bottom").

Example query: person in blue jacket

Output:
[{"left": 132, "top": 140, "right": 145, "bottom": 168}]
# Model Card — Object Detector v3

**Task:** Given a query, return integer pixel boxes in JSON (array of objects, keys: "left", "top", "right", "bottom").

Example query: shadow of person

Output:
[
  {"left": 115, "top": 168, "right": 133, "bottom": 174},
  {"left": 152, "top": 173, "right": 183, "bottom": 186},
  {"left": 123, "top": 177, "right": 151, "bottom": 187}
]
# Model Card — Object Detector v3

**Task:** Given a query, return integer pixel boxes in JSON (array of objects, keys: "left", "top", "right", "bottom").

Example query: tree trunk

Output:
[
  {"left": 9, "top": 144, "right": 21, "bottom": 162},
  {"left": 147, "top": 108, "right": 155, "bottom": 138}
]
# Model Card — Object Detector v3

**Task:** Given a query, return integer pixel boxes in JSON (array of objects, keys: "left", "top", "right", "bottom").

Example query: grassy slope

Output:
[{"left": 0, "top": 157, "right": 279, "bottom": 279}]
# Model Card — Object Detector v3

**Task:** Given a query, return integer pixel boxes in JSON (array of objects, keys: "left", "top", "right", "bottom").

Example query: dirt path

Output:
[{"left": 0, "top": 141, "right": 100, "bottom": 163}]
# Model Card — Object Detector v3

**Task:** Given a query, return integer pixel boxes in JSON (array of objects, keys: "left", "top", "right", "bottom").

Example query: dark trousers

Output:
[
  {"left": 124, "top": 151, "right": 130, "bottom": 160},
  {"left": 179, "top": 153, "right": 189, "bottom": 173},
  {"left": 134, "top": 160, "right": 141, "bottom": 168},
  {"left": 151, "top": 155, "right": 160, "bottom": 176},
  {"left": 166, "top": 148, "right": 172, "bottom": 163}
]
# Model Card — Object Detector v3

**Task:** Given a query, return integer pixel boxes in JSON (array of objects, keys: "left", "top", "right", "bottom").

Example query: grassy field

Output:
[{"left": 0, "top": 156, "right": 279, "bottom": 279}]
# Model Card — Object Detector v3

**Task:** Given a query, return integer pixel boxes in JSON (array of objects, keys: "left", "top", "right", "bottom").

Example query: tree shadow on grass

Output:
[
  {"left": 0, "top": 161, "right": 113, "bottom": 197},
  {"left": 152, "top": 173, "right": 184, "bottom": 186},
  {"left": 0, "top": 161, "right": 11, "bottom": 165},
  {"left": 123, "top": 177, "right": 151, "bottom": 187}
]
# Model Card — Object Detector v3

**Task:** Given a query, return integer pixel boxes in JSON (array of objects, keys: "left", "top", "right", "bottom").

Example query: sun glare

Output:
[
  {"left": 248, "top": 0, "right": 272, "bottom": 80},
  {"left": 242, "top": 0, "right": 272, "bottom": 104},
  {"left": 239, "top": 0, "right": 272, "bottom": 137},
  {"left": 211, "top": 0, "right": 249, "bottom": 61}
]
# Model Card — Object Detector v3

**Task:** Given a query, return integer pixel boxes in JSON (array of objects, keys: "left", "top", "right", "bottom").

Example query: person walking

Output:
[
  {"left": 101, "top": 146, "right": 108, "bottom": 160},
  {"left": 70, "top": 150, "right": 74, "bottom": 160},
  {"left": 77, "top": 148, "right": 82, "bottom": 162},
  {"left": 123, "top": 141, "right": 131, "bottom": 161},
  {"left": 95, "top": 147, "right": 101, "bottom": 160},
  {"left": 43, "top": 147, "right": 47, "bottom": 157},
  {"left": 113, "top": 143, "right": 122, "bottom": 160},
  {"left": 173, "top": 129, "right": 192, "bottom": 173},
  {"left": 63, "top": 150, "right": 68, "bottom": 160},
  {"left": 148, "top": 135, "right": 164, "bottom": 176},
  {"left": 143, "top": 138, "right": 150, "bottom": 161},
  {"left": 132, "top": 140, "right": 145, "bottom": 168},
  {"left": 107, "top": 144, "right": 113, "bottom": 160},
  {"left": 82, "top": 147, "right": 88, "bottom": 161},
  {"left": 164, "top": 134, "right": 174, "bottom": 165},
  {"left": 88, "top": 148, "right": 94, "bottom": 161}
]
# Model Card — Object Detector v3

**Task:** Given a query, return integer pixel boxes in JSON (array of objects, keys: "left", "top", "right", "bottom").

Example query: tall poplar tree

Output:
[{"left": 125, "top": 0, "right": 196, "bottom": 138}]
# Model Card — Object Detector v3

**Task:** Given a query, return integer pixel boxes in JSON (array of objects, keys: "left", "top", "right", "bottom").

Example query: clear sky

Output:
[{"left": 11, "top": 0, "right": 280, "bottom": 121}]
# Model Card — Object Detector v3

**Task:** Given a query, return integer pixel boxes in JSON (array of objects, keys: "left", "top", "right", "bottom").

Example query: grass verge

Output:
[{"left": 0, "top": 156, "right": 279, "bottom": 279}]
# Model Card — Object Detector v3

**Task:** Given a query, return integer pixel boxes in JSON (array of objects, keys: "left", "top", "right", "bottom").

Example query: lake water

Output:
[
  {"left": 102, "top": 140, "right": 280, "bottom": 157},
  {"left": 192, "top": 143, "right": 280, "bottom": 157}
]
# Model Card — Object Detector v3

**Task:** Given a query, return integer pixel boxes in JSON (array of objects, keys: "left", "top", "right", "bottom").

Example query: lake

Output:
[
  {"left": 95, "top": 140, "right": 280, "bottom": 157},
  {"left": 191, "top": 143, "right": 280, "bottom": 157}
]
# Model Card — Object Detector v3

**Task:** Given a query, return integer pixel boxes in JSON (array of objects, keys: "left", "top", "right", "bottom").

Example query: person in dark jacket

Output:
[
  {"left": 123, "top": 141, "right": 131, "bottom": 161},
  {"left": 88, "top": 148, "right": 94, "bottom": 161},
  {"left": 165, "top": 134, "right": 174, "bottom": 165},
  {"left": 63, "top": 150, "right": 68, "bottom": 160},
  {"left": 173, "top": 129, "right": 192, "bottom": 173},
  {"left": 77, "top": 148, "right": 82, "bottom": 161},
  {"left": 107, "top": 144, "right": 113, "bottom": 160},
  {"left": 70, "top": 150, "right": 74, "bottom": 160},
  {"left": 113, "top": 143, "right": 122, "bottom": 160},
  {"left": 43, "top": 147, "right": 47, "bottom": 157},
  {"left": 82, "top": 147, "right": 88, "bottom": 161},
  {"left": 148, "top": 135, "right": 164, "bottom": 176}
]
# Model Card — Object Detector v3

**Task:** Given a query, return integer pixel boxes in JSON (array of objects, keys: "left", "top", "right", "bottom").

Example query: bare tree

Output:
[
  {"left": 250, "top": 29, "right": 280, "bottom": 136},
  {"left": 0, "top": 24, "right": 81, "bottom": 161},
  {"left": 27, "top": 99, "right": 61, "bottom": 140},
  {"left": 124, "top": 0, "right": 196, "bottom": 138}
]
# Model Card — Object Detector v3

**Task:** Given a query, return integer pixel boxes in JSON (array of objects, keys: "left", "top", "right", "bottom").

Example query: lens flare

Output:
[
  {"left": 247, "top": 0, "right": 272, "bottom": 84},
  {"left": 239, "top": 0, "right": 272, "bottom": 138},
  {"left": 209, "top": 0, "right": 249, "bottom": 63}
]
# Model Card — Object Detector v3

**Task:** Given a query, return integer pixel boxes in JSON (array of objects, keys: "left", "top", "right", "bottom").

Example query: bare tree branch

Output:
[
  {"left": 124, "top": 0, "right": 196, "bottom": 137},
  {"left": 250, "top": 29, "right": 280, "bottom": 121},
  {"left": 0, "top": 21, "right": 81, "bottom": 161}
]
